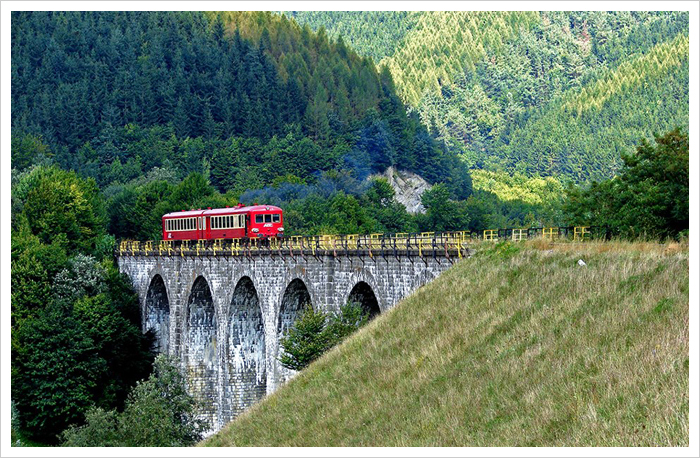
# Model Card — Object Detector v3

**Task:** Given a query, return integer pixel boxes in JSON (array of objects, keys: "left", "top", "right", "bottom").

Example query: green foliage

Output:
[
  {"left": 11, "top": 133, "right": 52, "bottom": 171},
  {"left": 279, "top": 306, "right": 329, "bottom": 371},
  {"left": 287, "top": 11, "right": 417, "bottom": 64},
  {"left": 12, "top": 11, "right": 465, "bottom": 191},
  {"left": 16, "top": 166, "right": 105, "bottom": 254},
  {"left": 279, "top": 303, "right": 370, "bottom": 371},
  {"left": 12, "top": 303, "right": 102, "bottom": 442},
  {"left": 564, "top": 128, "right": 689, "bottom": 239},
  {"left": 294, "top": 11, "right": 689, "bottom": 183},
  {"left": 11, "top": 167, "right": 153, "bottom": 444},
  {"left": 61, "top": 355, "right": 208, "bottom": 447},
  {"left": 418, "top": 184, "right": 470, "bottom": 232},
  {"left": 325, "top": 302, "right": 371, "bottom": 343},
  {"left": 471, "top": 170, "right": 565, "bottom": 206},
  {"left": 12, "top": 259, "right": 153, "bottom": 443}
]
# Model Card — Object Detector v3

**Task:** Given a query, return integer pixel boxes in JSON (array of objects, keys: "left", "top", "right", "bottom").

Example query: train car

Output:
[{"left": 162, "top": 204, "right": 284, "bottom": 241}]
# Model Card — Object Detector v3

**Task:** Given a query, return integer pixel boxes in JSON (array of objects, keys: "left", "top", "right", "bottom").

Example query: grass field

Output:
[{"left": 202, "top": 240, "right": 689, "bottom": 447}]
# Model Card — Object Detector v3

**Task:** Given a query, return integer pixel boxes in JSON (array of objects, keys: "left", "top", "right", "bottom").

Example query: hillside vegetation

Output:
[
  {"left": 292, "top": 11, "right": 689, "bottom": 182},
  {"left": 11, "top": 11, "right": 465, "bottom": 193},
  {"left": 203, "top": 241, "right": 688, "bottom": 447}
]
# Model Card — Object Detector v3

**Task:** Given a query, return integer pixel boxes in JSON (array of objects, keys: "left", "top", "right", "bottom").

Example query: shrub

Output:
[
  {"left": 61, "top": 355, "right": 208, "bottom": 447},
  {"left": 279, "top": 302, "right": 370, "bottom": 371}
]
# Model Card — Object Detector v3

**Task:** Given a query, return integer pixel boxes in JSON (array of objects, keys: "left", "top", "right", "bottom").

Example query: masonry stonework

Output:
[{"left": 117, "top": 253, "right": 457, "bottom": 432}]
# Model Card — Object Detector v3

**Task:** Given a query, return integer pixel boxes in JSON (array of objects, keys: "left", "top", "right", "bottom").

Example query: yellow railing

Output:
[
  {"left": 512, "top": 229, "right": 526, "bottom": 242},
  {"left": 542, "top": 227, "right": 557, "bottom": 240},
  {"left": 118, "top": 226, "right": 598, "bottom": 259},
  {"left": 573, "top": 226, "right": 590, "bottom": 242}
]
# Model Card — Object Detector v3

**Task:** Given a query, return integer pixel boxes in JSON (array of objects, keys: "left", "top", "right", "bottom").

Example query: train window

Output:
[
  {"left": 255, "top": 214, "right": 263, "bottom": 224},
  {"left": 226, "top": 215, "right": 231, "bottom": 228},
  {"left": 273, "top": 214, "right": 280, "bottom": 223},
  {"left": 265, "top": 214, "right": 272, "bottom": 223}
]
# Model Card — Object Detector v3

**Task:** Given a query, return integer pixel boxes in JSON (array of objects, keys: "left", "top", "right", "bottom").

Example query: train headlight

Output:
[
  {"left": 278, "top": 227, "right": 284, "bottom": 232},
  {"left": 252, "top": 228, "right": 259, "bottom": 233}
]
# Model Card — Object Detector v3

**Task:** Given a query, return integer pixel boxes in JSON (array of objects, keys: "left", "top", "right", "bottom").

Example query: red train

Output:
[{"left": 162, "top": 204, "right": 284, "bottom": 241}]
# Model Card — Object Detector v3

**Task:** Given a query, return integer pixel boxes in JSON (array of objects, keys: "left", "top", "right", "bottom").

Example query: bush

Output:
[
  {"left": 61, "top": 355, "right": 208, "bottom": 447},
  {"left": 279, "top": 302, "right": 370, "bottom": 371}
]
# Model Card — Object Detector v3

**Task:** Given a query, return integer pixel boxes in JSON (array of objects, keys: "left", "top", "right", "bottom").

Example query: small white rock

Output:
[{"left": 578, "top": 259, "right": 587, "bottom": 267}]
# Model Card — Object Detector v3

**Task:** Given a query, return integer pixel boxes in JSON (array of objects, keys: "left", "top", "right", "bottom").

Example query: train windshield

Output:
[
  {"left": 273, "top": 214, "right": 280, "bottom": 223},
  {"left": 255, "top": 214, "right": 263, "bottom": 224}
]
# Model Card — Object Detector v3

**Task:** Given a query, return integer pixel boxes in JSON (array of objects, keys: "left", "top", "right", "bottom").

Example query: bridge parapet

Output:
[{"left": 118, "top": 232, "right": 472, "bottom": 259}]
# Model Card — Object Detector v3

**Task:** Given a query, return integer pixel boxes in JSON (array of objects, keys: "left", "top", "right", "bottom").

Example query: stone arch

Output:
[
  {"left": 144, "top": 274, "right": 170, "bottom": 354},
  {"left": 280, "top": 265, "right": 317, "bottom": 311},
  {"left": 342, "top": 268, "right": 387, "bottom": 314},
  {"left": 278, "top": 278, "right": 313, "bottom": 335},
  {"left": 275, "top": 278, "right": 313, "bottom": 385},
  {"left": 347, "top": 281, "right": 381, "bottom": 319},
  {"left": 222, "top": 276, "right": 266, "bottom": 422},
  {"left": 185, "top": 275, "right": 218, "bottom": 428}
]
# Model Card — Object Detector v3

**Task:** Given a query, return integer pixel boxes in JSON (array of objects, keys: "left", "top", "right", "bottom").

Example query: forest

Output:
[
  {"left": 291, "top": 11, "right": 689, "bottom": 182},
  {"left": 10, "top": 10, "right": 689, "bottom": 446}
]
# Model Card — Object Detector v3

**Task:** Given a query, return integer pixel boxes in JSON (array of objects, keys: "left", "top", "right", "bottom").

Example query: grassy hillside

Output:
[{"left": 202, "top": 240, "right": 688, "bottom": 447}]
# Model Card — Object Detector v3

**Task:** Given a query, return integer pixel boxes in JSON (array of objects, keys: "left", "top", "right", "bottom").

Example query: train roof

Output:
[
  {"left": 162, "top": 205, "right": 282, "bottom": 218},
  {"left": 162, "top": 209, "right": 204, "bottom": 218}
]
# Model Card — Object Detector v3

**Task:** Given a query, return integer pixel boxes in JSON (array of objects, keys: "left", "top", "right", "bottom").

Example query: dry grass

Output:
[{"left": 201, "top": 241, "right": 689, "bottom": 447}]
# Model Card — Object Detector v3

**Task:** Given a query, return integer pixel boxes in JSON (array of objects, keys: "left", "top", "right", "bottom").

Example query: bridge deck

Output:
[{"left": 118, "top": 233, "right": 473, "bottom": 259}]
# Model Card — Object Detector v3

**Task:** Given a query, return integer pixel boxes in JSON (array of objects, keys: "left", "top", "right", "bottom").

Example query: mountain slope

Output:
[
  {"left": 11, "top": 11, "right": 466, "bottom": 194},
  {"left": 291, "top": 11, "right": 689, "bottom": 182},
  {"left": 202, "top": 241, "right": 689, "bottom": 447}
]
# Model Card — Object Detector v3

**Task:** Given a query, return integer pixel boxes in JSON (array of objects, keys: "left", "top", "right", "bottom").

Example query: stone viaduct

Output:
[{"left": 116, "top": 236, "right": 468, "bottom": 432}]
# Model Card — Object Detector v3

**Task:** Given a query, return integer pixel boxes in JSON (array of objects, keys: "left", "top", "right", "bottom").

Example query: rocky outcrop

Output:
[{"left": 373, "top": 166, "right": 431, "bottom": 214}]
